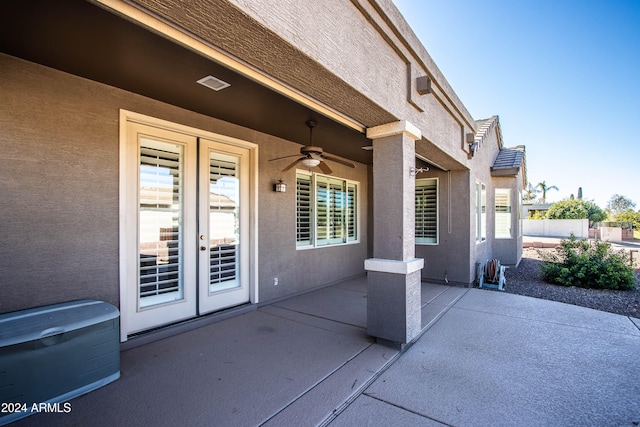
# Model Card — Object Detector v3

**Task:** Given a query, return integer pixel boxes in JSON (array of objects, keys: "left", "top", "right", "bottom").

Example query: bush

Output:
[
  {"left": 615, "top": 209, "right": 640, "bottom": 230},
  {"left": 528, "top": 210, "right": 545, "bottom": 220},
  {"left": 545, "top": 199, "right": 607, "bottom": 224},
  {"left": 545, "top": 200, "right": 587, "bottom": 220},
  {"left": 539, "top": 234, "right": 637, "bottom": 290}
]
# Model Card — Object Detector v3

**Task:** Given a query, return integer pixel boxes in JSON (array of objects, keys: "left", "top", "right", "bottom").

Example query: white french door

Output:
[
  {"left": 120, "top": 114, "right": 254, "bottom": 340},
  {"left": 198, "top": 139, "right": 250, "bottom": 313}
]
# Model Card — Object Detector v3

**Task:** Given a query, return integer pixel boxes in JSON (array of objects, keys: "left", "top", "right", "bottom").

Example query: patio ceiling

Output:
[{"left": 0, "top": 0, "right": 373, "bottom": 165}]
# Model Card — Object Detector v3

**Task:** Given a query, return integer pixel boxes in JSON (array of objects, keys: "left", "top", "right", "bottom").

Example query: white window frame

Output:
[
  {"left": 495, "top": 188, "right": 512, "bottom": 239},
  {"left": 475, "top": 181, "right": 486, "bottom": 242},
  {"left": 295, "top": 170, "right": 359, "bottom": 249},
  {"left": 295, "top": 173, "right": 313, "bottom": 247},
  {"left": 518, "top": 192, "right": 523, "bottom": 237},
  {"left": 415, "top": 178, "right": 438, "bottom": 245}
]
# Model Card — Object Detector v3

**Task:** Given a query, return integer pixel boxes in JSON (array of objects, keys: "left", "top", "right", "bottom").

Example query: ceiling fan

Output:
[{"left": 269, "top": 120, "right": 356, "bottom": 174}]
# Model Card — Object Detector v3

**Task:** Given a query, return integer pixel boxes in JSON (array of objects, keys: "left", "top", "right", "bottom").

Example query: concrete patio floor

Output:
[{"left": 11, "top": 275, "right": 640, "bottom": 427}]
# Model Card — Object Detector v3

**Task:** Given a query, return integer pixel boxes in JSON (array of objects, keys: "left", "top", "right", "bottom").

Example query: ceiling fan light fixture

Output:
[{"left": 301, "top": 158, "right": 321, "bottom": 168}]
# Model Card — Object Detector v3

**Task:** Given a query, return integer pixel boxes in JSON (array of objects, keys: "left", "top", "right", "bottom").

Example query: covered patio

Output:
[
  {"left": 12, "top": 278, "right": 466, "bottom": 426},
  {"left": 12, "top": 277, "right": 640, "bottom": 426}
]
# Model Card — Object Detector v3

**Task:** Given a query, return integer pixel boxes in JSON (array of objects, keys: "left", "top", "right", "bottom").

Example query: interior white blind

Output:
[
  {"left": 415, "top": 178, "right": 438, "bottom": 244},
  {"left": 495, "top": 188, "right": 512, "bottom": 239}
]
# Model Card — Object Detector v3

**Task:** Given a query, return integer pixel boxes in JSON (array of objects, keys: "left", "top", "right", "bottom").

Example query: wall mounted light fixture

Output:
[
  {"left": 466, "top": 132, "right": 478, "bottom": 158},
  {"left": 273, "top": 180, "right": 286, "bottom": 193},
  {"left": 468, "top": 142, "right": 479, "bottom": 159}
]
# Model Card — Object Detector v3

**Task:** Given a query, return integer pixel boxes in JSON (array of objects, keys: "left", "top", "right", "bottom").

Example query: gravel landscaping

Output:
[{"left": 500, "top": 247, "right": 640, "bottom": 319}]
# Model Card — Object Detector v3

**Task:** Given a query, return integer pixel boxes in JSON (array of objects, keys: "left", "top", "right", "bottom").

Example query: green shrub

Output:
[
  {"left": 615, "top": 209, "right": 640, "bottom": 230},
  {"left": 539, "top": 234, "right": 637, "bottom": 290},
  {"left": 528, "top": 210, "right": 545, "bottom": 220},
  {"left": 545, "top": 199, "right": 607, "bottom": 224}
]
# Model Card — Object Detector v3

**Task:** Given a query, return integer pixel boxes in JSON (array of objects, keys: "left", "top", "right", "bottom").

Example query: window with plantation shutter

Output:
[
  {"left": 316, "top": 176, "right": 346, "bottom": 246},
  {"left": 296, "top": 174, "right": 312, "bottom": 246},
  {"left": 415, "top": 178, "right": 438, "bottom": 244},
  {"left": 296, "top": 172, "right": 358, "bottom": 248},
  {"left": 347, "top": 183, "right": 357, "bottom": 242},
  {"left": 495, "top": 188, "right": 512, "bottom": 238}
]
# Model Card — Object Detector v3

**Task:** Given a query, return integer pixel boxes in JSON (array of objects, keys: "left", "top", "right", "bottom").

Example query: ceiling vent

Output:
[{"left": 197, "top": 75, "right": 231, "bottom": 91}]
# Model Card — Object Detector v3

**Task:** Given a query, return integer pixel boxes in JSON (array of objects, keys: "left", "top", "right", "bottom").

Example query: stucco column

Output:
[{"left": 365, "top": 120, "right": 424, "bottom": 347}]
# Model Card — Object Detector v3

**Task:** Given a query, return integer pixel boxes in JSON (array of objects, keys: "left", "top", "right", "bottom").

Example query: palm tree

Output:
[
  {"left": 536, "top": 180, "right": 559, "bottom": 204},
  {"left": 523, "top": 182, "right": 540, "bottom": 201}
]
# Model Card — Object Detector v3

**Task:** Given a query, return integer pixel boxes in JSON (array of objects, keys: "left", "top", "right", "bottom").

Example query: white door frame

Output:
[{"left": 119, "top": 110, "right": 259, "bottom": 341}]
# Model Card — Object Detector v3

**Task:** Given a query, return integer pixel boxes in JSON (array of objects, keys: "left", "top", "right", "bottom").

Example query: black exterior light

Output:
[{"left": 273, "top": 180, "right": 286, "bottom": 193}]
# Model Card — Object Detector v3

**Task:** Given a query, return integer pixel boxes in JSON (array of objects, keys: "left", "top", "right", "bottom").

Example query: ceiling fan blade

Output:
[
  {"left": 321, "top": 155, "right": 356, "bottom": 168},
  {"left": 317, "top": 161, "right": 332, "bottom": 174},
  {"left": 282, "top": 157, "right": 306, "bottom": 172},
  {"left": 269, "top": 154, "right": 303, "bottom": 162}
]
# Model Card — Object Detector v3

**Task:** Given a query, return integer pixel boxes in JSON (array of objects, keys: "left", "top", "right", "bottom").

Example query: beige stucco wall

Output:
[
  {"left": 415, "top": 169, "right": 471, "bottom": 285},
  {"left": 134, "top": 0, "right": 476, "bottom": 170},
  {"left": 0, "top": 54, "right": 368, "bottom": 313},
  {"left": 469, "top": 134, "right": 499, "bottom": 282},
  {"left": 2, "top": 0, "right": 525, "bottom": 315},
  {"left": 229, "top": 0, "right": 476, "bottom": 165},
  {"left": 119, "top": 0, "right": 524, "bottom": 287},
  {"left": 491, "top": 176, "right": 524, "bottom": 266},
  {"left": 467, "top": 131, "right": 524, "bottom": 282},
  {"left": 229, "top": 0, "right": 406, "bottom": 117}
]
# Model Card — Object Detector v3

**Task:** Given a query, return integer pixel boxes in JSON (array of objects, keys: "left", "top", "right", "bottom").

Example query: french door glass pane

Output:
[
  {"left": 138, "top": 138, "right": 184, "bottom": 308},
  {"left": 208, "top": 151, "right": 240, "bottom": 293}
]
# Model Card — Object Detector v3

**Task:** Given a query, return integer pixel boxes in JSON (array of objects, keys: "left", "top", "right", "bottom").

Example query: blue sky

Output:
[{"left": 392, "top": 0, "right": 639, "bottom": 209}]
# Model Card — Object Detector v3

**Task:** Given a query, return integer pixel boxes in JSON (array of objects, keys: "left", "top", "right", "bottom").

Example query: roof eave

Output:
[{"left": 490, "top": 167, "right": 520, "bottom": 177}]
